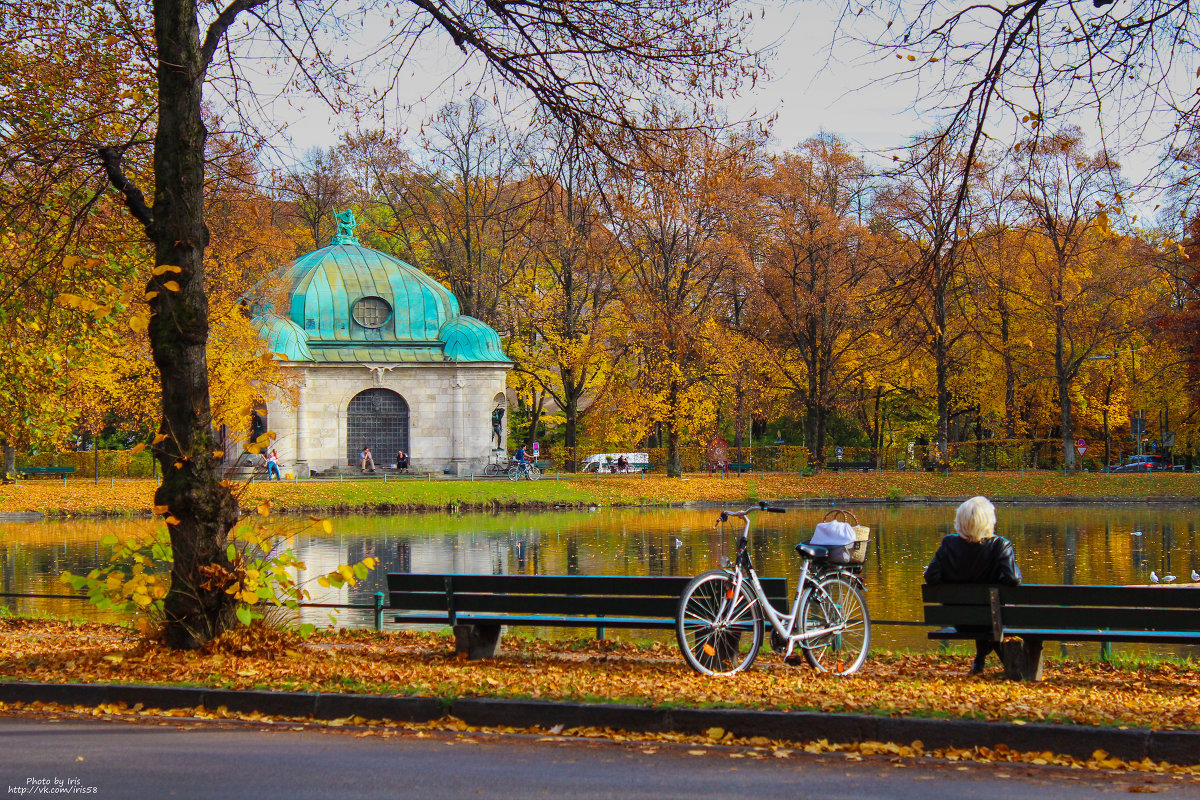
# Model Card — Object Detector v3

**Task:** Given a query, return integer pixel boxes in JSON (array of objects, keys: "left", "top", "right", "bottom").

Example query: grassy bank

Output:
[{"left": 3, "top": 471, "right": 1200, "bottom": 517}]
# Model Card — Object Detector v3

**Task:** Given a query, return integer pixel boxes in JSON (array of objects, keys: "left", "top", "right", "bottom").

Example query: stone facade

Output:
[{"left": 263, "top": 363, "right": 507, "bottom": 476}]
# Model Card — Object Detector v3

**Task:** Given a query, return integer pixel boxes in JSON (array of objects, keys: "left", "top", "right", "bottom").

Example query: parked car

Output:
[{"left": 1109, "top": 455, "right": 1177, "bottom": 472}]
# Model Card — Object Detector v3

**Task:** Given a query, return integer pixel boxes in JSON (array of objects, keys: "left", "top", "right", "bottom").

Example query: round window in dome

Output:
[{"left": 352, "top": 296, "right": 392, "bottom": 328}]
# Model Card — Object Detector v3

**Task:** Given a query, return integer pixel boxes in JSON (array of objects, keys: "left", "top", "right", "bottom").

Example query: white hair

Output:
[{"left": 954, "top": 496, "right": 996, "bottom": 543}]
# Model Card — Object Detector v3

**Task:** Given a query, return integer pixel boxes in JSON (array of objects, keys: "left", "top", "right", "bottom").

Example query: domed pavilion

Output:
[{"left": 249, "top": 211, "right": 511, "bottom": 476}]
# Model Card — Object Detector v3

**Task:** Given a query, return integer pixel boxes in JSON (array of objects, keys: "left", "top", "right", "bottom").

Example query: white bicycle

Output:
[{"left": 676, "top": 502, "right": 871, "bottom": 676}]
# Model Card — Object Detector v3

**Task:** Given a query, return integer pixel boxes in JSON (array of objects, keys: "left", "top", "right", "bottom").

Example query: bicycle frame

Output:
[{"left": 717, "top": 506, "right": 854, "bottom": 660}]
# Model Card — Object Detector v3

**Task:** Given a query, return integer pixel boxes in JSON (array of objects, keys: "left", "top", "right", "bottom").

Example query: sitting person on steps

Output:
[{"left": 924, "top": 495, "right": 1022, "bottom": 676}]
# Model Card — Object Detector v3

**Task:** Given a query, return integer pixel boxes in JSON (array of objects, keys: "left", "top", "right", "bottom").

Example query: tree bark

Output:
[{"left": 149, "top": 0, "right": 240, "bottom": 648}]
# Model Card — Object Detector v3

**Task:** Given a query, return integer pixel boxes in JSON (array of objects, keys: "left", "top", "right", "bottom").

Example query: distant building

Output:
[{"left": 249, "top": 211, "right": 511, "bottom": 476}]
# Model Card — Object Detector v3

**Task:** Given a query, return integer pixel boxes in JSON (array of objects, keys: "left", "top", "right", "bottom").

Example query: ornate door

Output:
[{"left": 346, "top": 389, "right": 409, "bottom": 466}]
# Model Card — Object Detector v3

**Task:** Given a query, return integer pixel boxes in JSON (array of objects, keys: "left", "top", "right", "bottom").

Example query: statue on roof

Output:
[{"left": 331, "top": 209, "right": 358, "bottom": 245}]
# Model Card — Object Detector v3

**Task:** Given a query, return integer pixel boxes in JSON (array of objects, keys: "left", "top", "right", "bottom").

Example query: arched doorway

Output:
[{"left": 346, "top": 389, "right": 409, "bottom": 466}]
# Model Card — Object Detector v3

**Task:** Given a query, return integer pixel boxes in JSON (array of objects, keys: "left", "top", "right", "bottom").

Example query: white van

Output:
[{"left": 580, "top": 452, "right": 650, "bottom": 473}]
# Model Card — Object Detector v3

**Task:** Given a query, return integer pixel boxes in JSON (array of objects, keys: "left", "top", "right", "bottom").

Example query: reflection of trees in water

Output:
[{"left": 7, "top": 506, "right": 1200, "bottom": 650}]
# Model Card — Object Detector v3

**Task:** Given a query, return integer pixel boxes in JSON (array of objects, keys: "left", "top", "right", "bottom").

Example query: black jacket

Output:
[{"left": 924, "top": 535, "right": 1022, "bottom": 586}]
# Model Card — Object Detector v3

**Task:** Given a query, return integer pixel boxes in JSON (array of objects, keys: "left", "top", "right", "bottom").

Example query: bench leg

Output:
[
  {"left": 453, "top": 623, "right": 502, "bottom": 660},
  {"left": 999, "top": 637, "right": 1044, "bottom": 681}
]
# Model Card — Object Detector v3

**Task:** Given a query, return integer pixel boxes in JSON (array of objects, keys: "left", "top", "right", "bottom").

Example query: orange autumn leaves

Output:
[{"left": 0, "top": 619, "right": 1198, "bottom": 774}]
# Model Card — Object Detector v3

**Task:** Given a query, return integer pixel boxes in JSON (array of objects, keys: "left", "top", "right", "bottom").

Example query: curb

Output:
[{"left": 0, "top": 682, "right": 1196, "bottom": 766}]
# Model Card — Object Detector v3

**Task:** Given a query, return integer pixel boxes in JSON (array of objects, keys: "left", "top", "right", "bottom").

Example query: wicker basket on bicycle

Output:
[{"left": 812, "top": 508, "right": 871, "bottom": 566}]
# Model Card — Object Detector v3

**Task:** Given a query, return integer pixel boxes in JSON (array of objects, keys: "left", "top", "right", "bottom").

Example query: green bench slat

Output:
[
  {"left": 393, "top": 613, "right": 683, "bottom": 629},
  {"left": 388, "top": 574, "right": 701, "bottom": 596},
  {"left": 390, "top": 593, "right": 683, "bottom": 617},
  {"left": 17, "top": 467, "right": 75, "bottom": 475},
  {"left": 922, "top": 583, "right": 1200, "bottom": 609},
  {"left": 930, "top": 627, "right": 1200, "bottom": 645},
  {"left": 386, "top": 573, "right": 790, "bottom": 628},
  {"left": 924, "top": 604, "right": 1200, "bottom": 632}
]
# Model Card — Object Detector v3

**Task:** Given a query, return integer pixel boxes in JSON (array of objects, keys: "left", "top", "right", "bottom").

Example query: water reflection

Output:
[{"left": 1, "top": 505, "right": 1197, "bottom": 652}]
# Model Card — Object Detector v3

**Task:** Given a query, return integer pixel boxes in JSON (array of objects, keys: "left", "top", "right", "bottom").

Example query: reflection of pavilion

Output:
[{"left": 249, "top": 212, "right": 511, "bottom": 476}]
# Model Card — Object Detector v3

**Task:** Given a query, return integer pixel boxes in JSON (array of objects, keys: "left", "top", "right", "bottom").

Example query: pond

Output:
[{"left": 2, "top": 503, "right": 1197, "bottom": 654}]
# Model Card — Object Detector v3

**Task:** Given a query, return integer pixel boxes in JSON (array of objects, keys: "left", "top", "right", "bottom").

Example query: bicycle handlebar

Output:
[{"left": 715, "top": 501, "right": 786, "bottom": 525}]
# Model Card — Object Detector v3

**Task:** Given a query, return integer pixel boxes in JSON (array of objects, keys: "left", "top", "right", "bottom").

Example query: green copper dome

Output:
[
  {"left": 439, "top": 316, "right": 508, "bottom": 362},
  {"left": 252, "top": 213, "right": 510, "bottom": 364},
  {"left": 252, "top": 313, "right": 314, "bottom": 362}
]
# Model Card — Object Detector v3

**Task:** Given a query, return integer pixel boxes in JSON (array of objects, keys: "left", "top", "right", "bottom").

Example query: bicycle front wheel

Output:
[
  {"left": 676, "top": 569, "right": 764, "bottom": 676},
  {"left": 798, "top": 574, "right": 870, "bottom": 675},
  {"left": 527, "top": 465, "right": 541, "bottom": 480},
  {"left": 509, "top": 466, "right": 521, "bottom": 481}
]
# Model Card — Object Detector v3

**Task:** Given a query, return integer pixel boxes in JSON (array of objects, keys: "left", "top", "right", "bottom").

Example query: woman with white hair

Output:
[{"left": 924, "top": 496, "right": 1022, "bottom": 675}]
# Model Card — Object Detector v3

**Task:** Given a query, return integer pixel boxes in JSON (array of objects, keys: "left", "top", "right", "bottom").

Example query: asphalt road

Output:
[{"left": 0, "top": 716, "right": 1193, "bottom": 799}]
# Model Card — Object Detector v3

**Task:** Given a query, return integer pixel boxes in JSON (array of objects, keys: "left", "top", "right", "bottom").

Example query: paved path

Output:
[{"left": 0, "top": 717, "right": 1193, "bottom": 799}]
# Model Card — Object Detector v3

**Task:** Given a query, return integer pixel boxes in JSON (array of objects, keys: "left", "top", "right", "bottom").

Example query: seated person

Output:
[
  {"left": 616, "top": 455, "right": 628, "bottom": 472},
  {"left": 396, "top": 449, "right": 409, "bottom": 470},
  {"left": 924, "top": 496, "right": 1022, "bottom": 675},
  {"left": 360, "top": 446, "right": 375, "bottom": 472}
]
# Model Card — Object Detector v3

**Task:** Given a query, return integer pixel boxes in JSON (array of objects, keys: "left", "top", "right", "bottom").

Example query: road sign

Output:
[{"left": 1076, "top": 439, "right": 1087, "bottom": 455}]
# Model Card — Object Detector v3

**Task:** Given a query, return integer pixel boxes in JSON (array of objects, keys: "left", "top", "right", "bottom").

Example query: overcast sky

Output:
[{"left": 250, "top": 1, "right": 1172, "bottom": 224}]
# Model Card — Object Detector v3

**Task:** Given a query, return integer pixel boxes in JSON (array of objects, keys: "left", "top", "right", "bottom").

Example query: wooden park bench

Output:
[
  {"left": 831, "top": 460, "right": 877, "bottom": 472},
  {"left": 16, "top": 466, "right": 76, "bottom": 478},
  {"left": 387, "top": 572, "right": 788, "bottom": 659},
  {"left": 922, "top": 583, "right": 1200, "bottom": 680}
]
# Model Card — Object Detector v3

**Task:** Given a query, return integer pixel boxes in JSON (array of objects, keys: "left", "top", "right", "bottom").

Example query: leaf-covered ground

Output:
[
  {"left": 3, "top": 619, "right": 1198, "bottom": 776},
  {"left": 2, "top": 618, "right": 1197, "bottom": 732},
  {"left": 3, "top": 471, "right": 1200, "bottom": 517}
]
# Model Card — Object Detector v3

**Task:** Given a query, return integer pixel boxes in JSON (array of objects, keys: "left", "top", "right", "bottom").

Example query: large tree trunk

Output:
[
  {"left": 150, "top": 0, "right": 240, "bottom": 649},
  {"left": 667, "top": 381, "right": 683, "bottom": 477}
]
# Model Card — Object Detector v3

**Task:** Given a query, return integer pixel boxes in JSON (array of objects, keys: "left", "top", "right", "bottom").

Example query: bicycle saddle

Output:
[{"left": 795, "top": 542, "right": 829, "bottom": 559}]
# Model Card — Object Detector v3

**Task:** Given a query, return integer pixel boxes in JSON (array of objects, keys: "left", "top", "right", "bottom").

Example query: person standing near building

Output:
[{"left": 265, "top": 449, "right": 282, "bottom": 481}]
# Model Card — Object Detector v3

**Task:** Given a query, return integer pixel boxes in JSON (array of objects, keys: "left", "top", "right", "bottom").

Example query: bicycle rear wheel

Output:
[
  {"left": 798, "top": 574, "right": 870, "bottom": 675},
  {"left": 676, "top": 569, "right": 764, "bottom": 676}
]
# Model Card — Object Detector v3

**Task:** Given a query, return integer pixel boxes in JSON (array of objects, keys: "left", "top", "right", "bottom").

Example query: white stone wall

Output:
[{"left": 263, "top": 362, "right": 510, "bottom": 476}]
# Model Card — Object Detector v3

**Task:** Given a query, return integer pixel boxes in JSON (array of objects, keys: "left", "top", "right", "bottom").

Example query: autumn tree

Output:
[
  {"left": 375, "top": 98, "right": 535, "bottom": 326},
  {"left": 758, "top": 135, "right": 885, "bottom": 464},
  {"left": 601, "top": 128, "right": 757, "bottom": 476},
  {"left": 59, "top": 0, "right": 763, "bottom": 647},
  {"left": 509, "top": 127, "right": 619, "bottom": 465},
  {"left": 875, "top": 135, "right": 975, "bottom": 458},
  {"left": 0, "top": 0, "right": 161, "bottom": 475},
  {"left": 1009, "top": 129, "right": 1143, "bottom": 468},
  {"left": 279, "top": 148, "right": 351, "bottom": 251}
]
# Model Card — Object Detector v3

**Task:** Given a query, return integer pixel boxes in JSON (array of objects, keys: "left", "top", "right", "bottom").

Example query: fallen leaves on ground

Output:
[{"left": 1, "top": 618, "right": 1197, "bottom": 775}]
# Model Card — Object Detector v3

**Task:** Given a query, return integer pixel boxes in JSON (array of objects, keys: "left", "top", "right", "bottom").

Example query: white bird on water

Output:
[
  {"left": 1163, "top": 574, "right": 1178, "bottom": 582},
  {"left": 1150, "top": 571, "right": 1160, "bottom": 583},
  {"left": 674, "top": 538, "right": 683, "bottom": 549},
  {"left": 1130, "top": 530, "right": 1143, "bottom": 536},
  {"left": 1192, "top": 570, "right": 1200, "bottom": 582}
]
